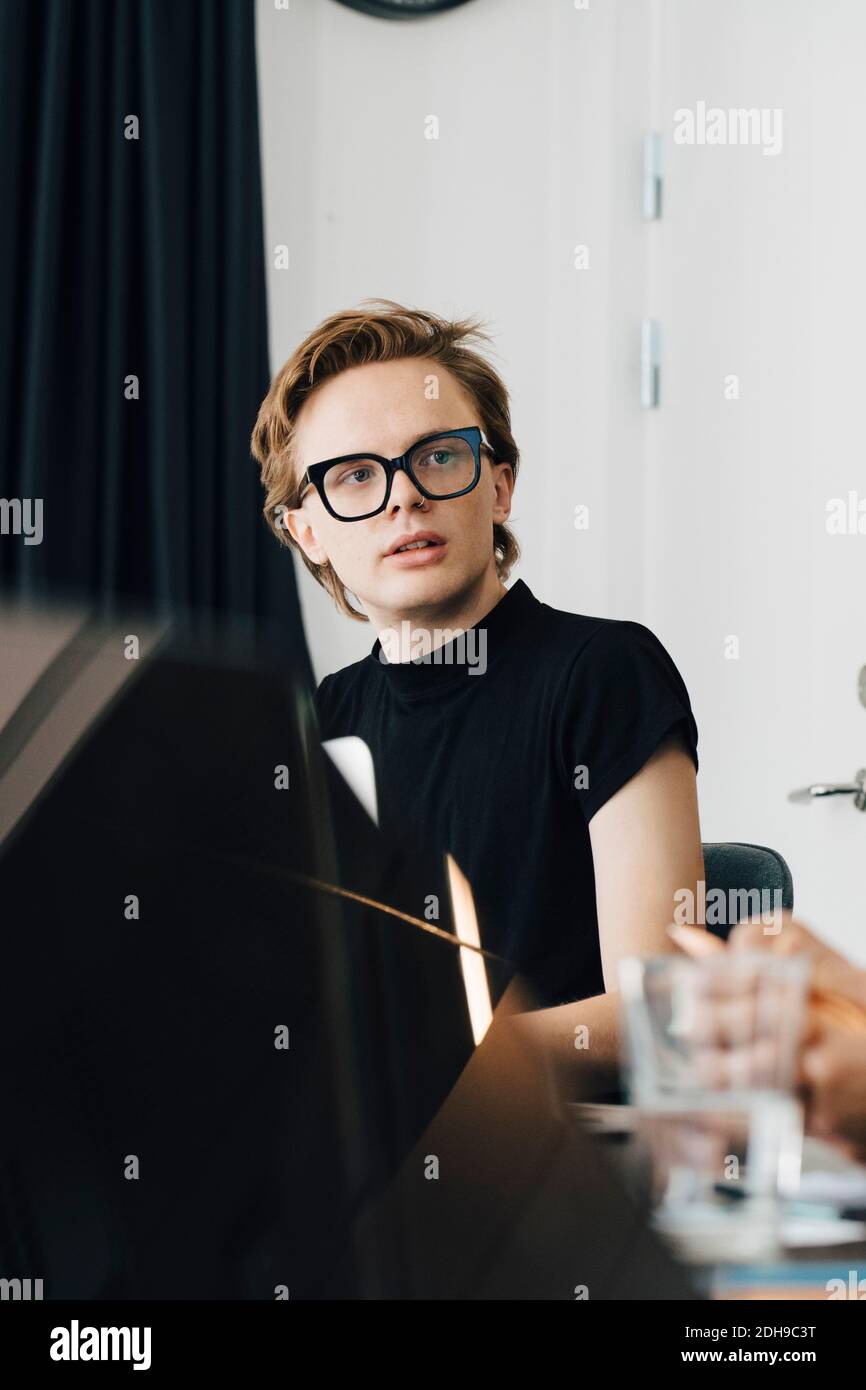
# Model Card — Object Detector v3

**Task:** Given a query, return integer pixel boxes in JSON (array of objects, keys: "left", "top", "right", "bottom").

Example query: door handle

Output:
[{"left": 788, "top": 769, "right": 866, "bottom": 811}]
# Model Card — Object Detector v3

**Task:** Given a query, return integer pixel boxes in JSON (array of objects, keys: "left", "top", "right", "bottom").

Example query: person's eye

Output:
[{"left": 337, "top": 466, "right": 373, "bottom": 485}]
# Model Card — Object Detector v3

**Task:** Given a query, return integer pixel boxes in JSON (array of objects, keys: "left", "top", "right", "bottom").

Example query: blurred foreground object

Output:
[
  {"left": 621, "top": 951, "right": 808, "bottom": 1264},
  {"left": 0, "top": 598, "right": 697, "bottom": 1299}
]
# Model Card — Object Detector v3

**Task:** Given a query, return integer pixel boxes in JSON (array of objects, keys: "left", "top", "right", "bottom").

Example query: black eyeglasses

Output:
[{"left": 298, "top": 426, "right": 496, "bottom": 522}]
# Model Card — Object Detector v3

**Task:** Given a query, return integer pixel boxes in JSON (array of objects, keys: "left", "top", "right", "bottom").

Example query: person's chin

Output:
[{"left": 379, "top": 553, "right": 464, "bottom": 604}]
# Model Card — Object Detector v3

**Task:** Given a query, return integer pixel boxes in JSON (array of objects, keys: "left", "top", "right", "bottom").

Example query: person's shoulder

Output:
[
  {"left": 532, "top": 593, "right": 666, "bottom": 669},
  {"left": 315, "top": 653, "right": 371, "bottom": 706},
  {"left": 315, "top": 653, "right": 375, "bottom": 734},
  {"left": 532, "top": 597, "right": 692, "bottom": 715},
  {"left": 575, "top": 614, "right": 676, "bottom": 664},
  {"left": 542, "top": 601, "right": 698, "bottom": 804}
]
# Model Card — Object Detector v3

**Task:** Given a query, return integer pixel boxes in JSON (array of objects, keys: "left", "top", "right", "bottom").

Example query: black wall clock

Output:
[{"left": 334, "top": 0, "right": 475, "bottom": 18}]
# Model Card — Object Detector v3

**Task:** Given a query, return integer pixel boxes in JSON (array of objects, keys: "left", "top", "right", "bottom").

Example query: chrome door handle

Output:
[{"left": 788, "top": 768, "right": 866, "bottom": 810}]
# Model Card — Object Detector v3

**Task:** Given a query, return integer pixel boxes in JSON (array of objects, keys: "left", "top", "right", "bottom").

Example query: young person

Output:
[{"left": 251, "top": 300, "right": 705, "bottom": 1070}]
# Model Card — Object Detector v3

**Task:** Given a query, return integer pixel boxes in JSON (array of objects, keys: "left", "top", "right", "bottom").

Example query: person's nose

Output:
[{"left": 388, "top": 465, "right": 426, "bottom": 511}]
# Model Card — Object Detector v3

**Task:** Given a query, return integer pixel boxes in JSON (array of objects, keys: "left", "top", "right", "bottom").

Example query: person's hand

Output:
[
  {"left": 670, "top": 915, "right": 866, "bottom": 1157},
  {"left": 684, "top": 947, "right": 807, "bottom": 1091},
  {"left": 727, "top": 914, "right": 866, "bottom": 1013},
  {"left": 800, "top": 1020, "right": 866, "bottom": 1163}
]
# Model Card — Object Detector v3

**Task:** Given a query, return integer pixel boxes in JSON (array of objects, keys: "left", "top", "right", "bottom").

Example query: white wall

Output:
[
  {"left": 256, "top": 0, "right": 866, "bottom": 958},
  {"left": 255, "top": 0, "right": 658, "bottom": 672},
  {"left": 649, "top": 0, "right": 866, "bottom": 957}
]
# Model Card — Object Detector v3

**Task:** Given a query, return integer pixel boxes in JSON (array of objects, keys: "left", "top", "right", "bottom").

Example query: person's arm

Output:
[
  {"left": 515, "top": 731, "right": 704, "bottom": 1077},
  {"left": 591, "top": 730, "right": 704, "bottom": 991}
]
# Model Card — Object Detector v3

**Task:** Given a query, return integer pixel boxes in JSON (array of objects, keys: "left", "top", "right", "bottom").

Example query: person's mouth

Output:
[{"left": 383, "top": 531, "right": 448, "bottom": 566}]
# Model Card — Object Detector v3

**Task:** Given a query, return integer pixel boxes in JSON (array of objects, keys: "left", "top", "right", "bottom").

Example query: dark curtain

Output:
[{"left": 0, "top": 0, "right": 302, "bottom": 632}]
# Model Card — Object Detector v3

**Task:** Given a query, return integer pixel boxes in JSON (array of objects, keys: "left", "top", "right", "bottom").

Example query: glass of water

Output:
[{"left": 619, "top": 950, "right": 810, "bottom": 1264}]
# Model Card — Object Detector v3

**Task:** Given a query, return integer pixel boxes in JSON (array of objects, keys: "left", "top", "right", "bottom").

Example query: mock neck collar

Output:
[{"left": 367, "top": 579, "right": 535, "bottom": 699}]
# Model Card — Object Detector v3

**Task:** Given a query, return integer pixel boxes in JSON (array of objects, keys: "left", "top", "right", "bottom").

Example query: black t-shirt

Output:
[{"left": 315, "top": 578, "right": 698, "bottom": 1009}]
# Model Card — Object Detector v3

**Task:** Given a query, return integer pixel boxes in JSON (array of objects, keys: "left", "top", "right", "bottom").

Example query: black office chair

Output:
[{"left": 701, "top": 841, "right": 794, "bottom": 942}]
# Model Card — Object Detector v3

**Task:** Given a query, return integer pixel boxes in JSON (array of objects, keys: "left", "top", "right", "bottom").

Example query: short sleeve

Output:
[{"left": 556, "top": 620, "right": 699, "bottom": 823}]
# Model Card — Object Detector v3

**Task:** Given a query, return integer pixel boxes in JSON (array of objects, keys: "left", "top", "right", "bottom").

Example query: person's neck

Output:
[{"left": 369, "top": 568, "right": 508, "bottom": 663}]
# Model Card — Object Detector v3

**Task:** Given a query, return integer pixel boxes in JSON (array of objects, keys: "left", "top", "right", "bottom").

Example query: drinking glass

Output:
[{"left": 619, "top": 951, "right": 809, "bottom": 1263}]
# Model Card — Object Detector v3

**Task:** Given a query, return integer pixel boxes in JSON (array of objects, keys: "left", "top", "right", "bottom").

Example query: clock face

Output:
[{"left": 334, "top": 0, "right": 475, "bottom": 17}]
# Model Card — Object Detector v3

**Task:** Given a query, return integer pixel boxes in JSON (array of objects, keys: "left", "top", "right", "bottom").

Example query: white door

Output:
[{"left": 647, "top": 0, "right": 866, "bottom": 956}]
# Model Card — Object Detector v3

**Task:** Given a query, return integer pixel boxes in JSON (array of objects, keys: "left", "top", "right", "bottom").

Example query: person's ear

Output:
[
  {"left": 491, "top": 461, "right": 514, "bottom": 526},
  {"left": 280, "top": 504, "right": 329, "bottom": 566}
]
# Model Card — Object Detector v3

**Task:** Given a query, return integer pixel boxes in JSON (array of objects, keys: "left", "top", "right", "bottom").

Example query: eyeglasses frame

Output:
[{"left": 297, "top": 425, "right": 497, "bottom": 522}]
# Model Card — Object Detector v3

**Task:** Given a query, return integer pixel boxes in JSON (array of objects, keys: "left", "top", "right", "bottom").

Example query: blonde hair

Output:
[{"left": 250, "top": 298, "right": 520, "bottom": 621}]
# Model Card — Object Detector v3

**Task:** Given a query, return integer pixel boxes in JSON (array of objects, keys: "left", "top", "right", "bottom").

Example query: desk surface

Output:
[{"left": 571, "top": 1105, "right": 866, "bottom": 1295}]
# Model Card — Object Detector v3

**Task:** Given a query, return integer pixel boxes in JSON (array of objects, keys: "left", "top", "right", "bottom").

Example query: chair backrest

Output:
[{"left": 701, "top": 841, "right": 794, "bottom": 942}]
